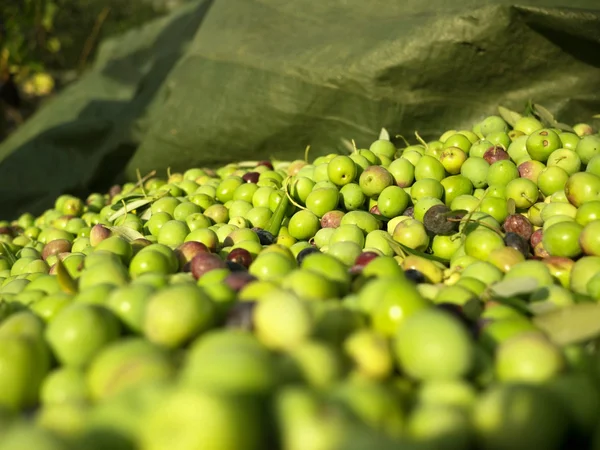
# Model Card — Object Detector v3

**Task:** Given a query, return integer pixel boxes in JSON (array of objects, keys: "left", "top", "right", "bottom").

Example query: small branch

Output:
[{"left": 77, "top": 6, "right": 111, "bottom": 73}]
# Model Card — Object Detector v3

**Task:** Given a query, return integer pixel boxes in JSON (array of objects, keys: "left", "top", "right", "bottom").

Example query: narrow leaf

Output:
[
  {"left": 383, "top": 235, "right": 447, "bottom": 264},
  {"left": 556, "top": 122, "right": 576, "bottom": 132},
  {"left": 532, "top": 103, "right": 555, "bottom": 126},
  {"left": 107, "top": 195, "right": 162, "bottom": 222},
  {"left": 109, "top": 226, "right": 145, "bottom": 242},
  {"left": 108, "top": 193, "right": 146, "bottom": 210},
  {"left": 529, "top": 301, "right": 560, "bottom": 316},
  {"left": 533, "top": 303, "right": 600, "bottom": 346},
  {"left": 497, "top": 106, "right": 522, "bottom": 127},
  {"left": 444, "top": 209, "right": 468, "bottom": 218},
  {"left": 488, "top": 295, "right": 531, "bottom": 316},
  {"left": 488, "top": 277, "right": 539, "bottom": 298},
  {"left": 524, "top": 99, "right": 536, "bottom": 117},
  {"left": 55, "top": 259, "right": 78, "bottom": 295},
  {"left": 267, "top": 186, "right": 290, "bottom": 237},
  {"left": 593, "top": 114, "right": 600, "bottom": 119},
  {"left": 0, "top": 243, "right": 17, "bottom": 266},
  {"left": 367, "top": 212, "right": 387, "bottom": 223},
  {"left": 379, "top": 128, "right": 391, "bottom": 141},
  {"left": 340, "top": 138, "right": 356, "bottom": 154},
  {"left": 140, "top": 208, "right": 152, "bottom": 221},
  {"left": 399, "top": 244, "right": 447, "bottom": 264},
  {"left": 237, "top": 161, "right": 260, "bottom": 168},
  {"left": 459, "top": 190, "right": 489, "bottom": 238},
  {"left": 507, "top": 198, "right": 516, "bottom": 215},
  {"left": 532, "top": 104, "right": 575, "bottom": 132}
]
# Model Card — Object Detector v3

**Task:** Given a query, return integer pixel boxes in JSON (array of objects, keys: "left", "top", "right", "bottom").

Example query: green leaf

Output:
[
  {"left": 532, "top": 104, "right": 575, "bottom": 133},
  {"left": 383, "top": 235, "right": 447, "bottom": 264},
  {"left": 140, "top": 208, "right": 153, "bottom": 221},
  {"left": 444, "top": 209, "right": 468, "bottom": 218},
  {"left": 340, "top": 138, "right": 356, "bottom": 154},
  {"left": 109, "top": 226, "right": 145, "bottom": 242},
  {"left": 593, "top": 114, "right": 600, "bottom": 119},
  {"left": 108, "top": 194, "right": 146, "bottom": 210},
  {"left": 367, "top": 212, "right": 387, "bottom": 223},
  {"left": 0, "top": 243, "right": 17, "bottom": 267},
  {"left": 524, "top": 99, "right": 536, "bottom": 117},
  {"left": 488, "top": 277, "right": 539, "bottom": 299},
  {"left": 489, "top": 295, "right": 531, "bottom": 316},
  {"left": 107, "top": 195, "right": 162, "bottom": 222},
  {"left": 459, "top": 190, "right": 489, "bottom": 238},
  {"left": 379, "top": 128, "right": 390, "bottom": 141},
  {"left": 267, "top": 186, "right": 290, "bottom": 237},
  {"left": 529, "top": 301, "right": 560, "bottom": 316},
  {"left": 497, "top": 106, "right": 522, "bottom": 127},
  {"left": 507, "top": 198, "right": 516, "bottom": 215},
  {"left": 556, "top": 122, "right": 575, "bottom": 132},
  {"left": 533, "top": 303, "right": 600, "bottom": 346},
  {"left": 532, "top": 103, "right": 555, "bottom": 126},
  {"left": 55, "top": 259, "right": 78, "bottom": 295}
]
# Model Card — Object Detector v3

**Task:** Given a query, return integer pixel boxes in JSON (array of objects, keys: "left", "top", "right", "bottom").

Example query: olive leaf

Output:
[
  {"left": 0, "top": 243, "right": 17, "bottom": 266},
  {"left": 488, "top": 277, "right": 539, "bottom": 298},
  {"left": 556, "top": 121, "right": 576, "bottom": 132},
  {"left": 497, "top": 106, "right": 522, "bottom": 127},
  {"left": 379, "top": 127, "right": 391, "bottom": 141},
  {"left": 529, "top": 301, "right": 560, "bottom": 316},
  {"left": 507, "top": 198, "right": 516, "bottom": 215},
  {"left": 237, "top": 161, "right": 260, "bottom": 168},
  {"left": 367, "top": 211, "right": 388, "bottom": 223},
  {"left": 532, "top": 104, "right": 575, "bottom": 133},
  {"left": 524, "top": 99, "right": 536, "bottom": 117},
  {"left": 108, "top": 193, "right": 146, "bottom": 210},
  {"left": 593, "top": 114, "right": 600, "bottom": 119},
  {"left": 140, "top": 208, "right": 153, "bottom": 221},
  {"left": 267, "top": 184, "right": 290, "bottom": 236},
  {"left": 340, "top": 138, "right": 356, "bottom": 154},
  {"left": 109, "top": 226, "right": 145, "bottom": 242},
  {"left": 444, "top": 209, "right": 468, "bottom": 217},
  {"left": 55, "top": 259, "right": 78, "bottom": 295},
  {"left": 490, "top": 295, "right": 531, "bottom": 316},
  {"left": 533, "top": 303, "right": 600, "bottom": 346},
  {"left": 107, "top": 194, "right": 165, "bottom": 222},
  {"left": 458, "top": 190, "right": 489, "bottom": 238},
  {"left": 383, "top": 235, "right": 447, "bottom": 264}
]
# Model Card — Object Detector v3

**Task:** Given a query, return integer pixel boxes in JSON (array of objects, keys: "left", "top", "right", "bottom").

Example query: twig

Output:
[{"left": 78, "top": 6, "right": 111, "bottom": 73}]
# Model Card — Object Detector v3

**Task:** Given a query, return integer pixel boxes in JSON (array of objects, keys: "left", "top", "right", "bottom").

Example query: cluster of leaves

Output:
[{"left": 1, "top": 0, "right": 61, "bottom": 79}]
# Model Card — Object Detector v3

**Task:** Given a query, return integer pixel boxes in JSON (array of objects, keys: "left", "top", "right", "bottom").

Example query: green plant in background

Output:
[
  {"left": 1, "top": 0, "right": 188, "bottom": 94},
  {"left": 1, "top": 0, "right": 60, "bottom": 93}
]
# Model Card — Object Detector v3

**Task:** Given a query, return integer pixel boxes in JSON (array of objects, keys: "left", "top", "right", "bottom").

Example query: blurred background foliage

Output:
[{"left": 0, "top": 0, "right": 189, "bottom": 137}]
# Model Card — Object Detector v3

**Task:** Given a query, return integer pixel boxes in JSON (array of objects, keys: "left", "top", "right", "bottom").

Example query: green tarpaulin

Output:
[{"left": 1, "top": 0, "right": 600, "bottom": 218}]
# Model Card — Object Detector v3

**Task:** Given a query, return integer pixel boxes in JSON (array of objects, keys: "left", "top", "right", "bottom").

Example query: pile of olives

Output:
[{"left": 1, "top": 108, "right": 600, "bottom": 450}]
